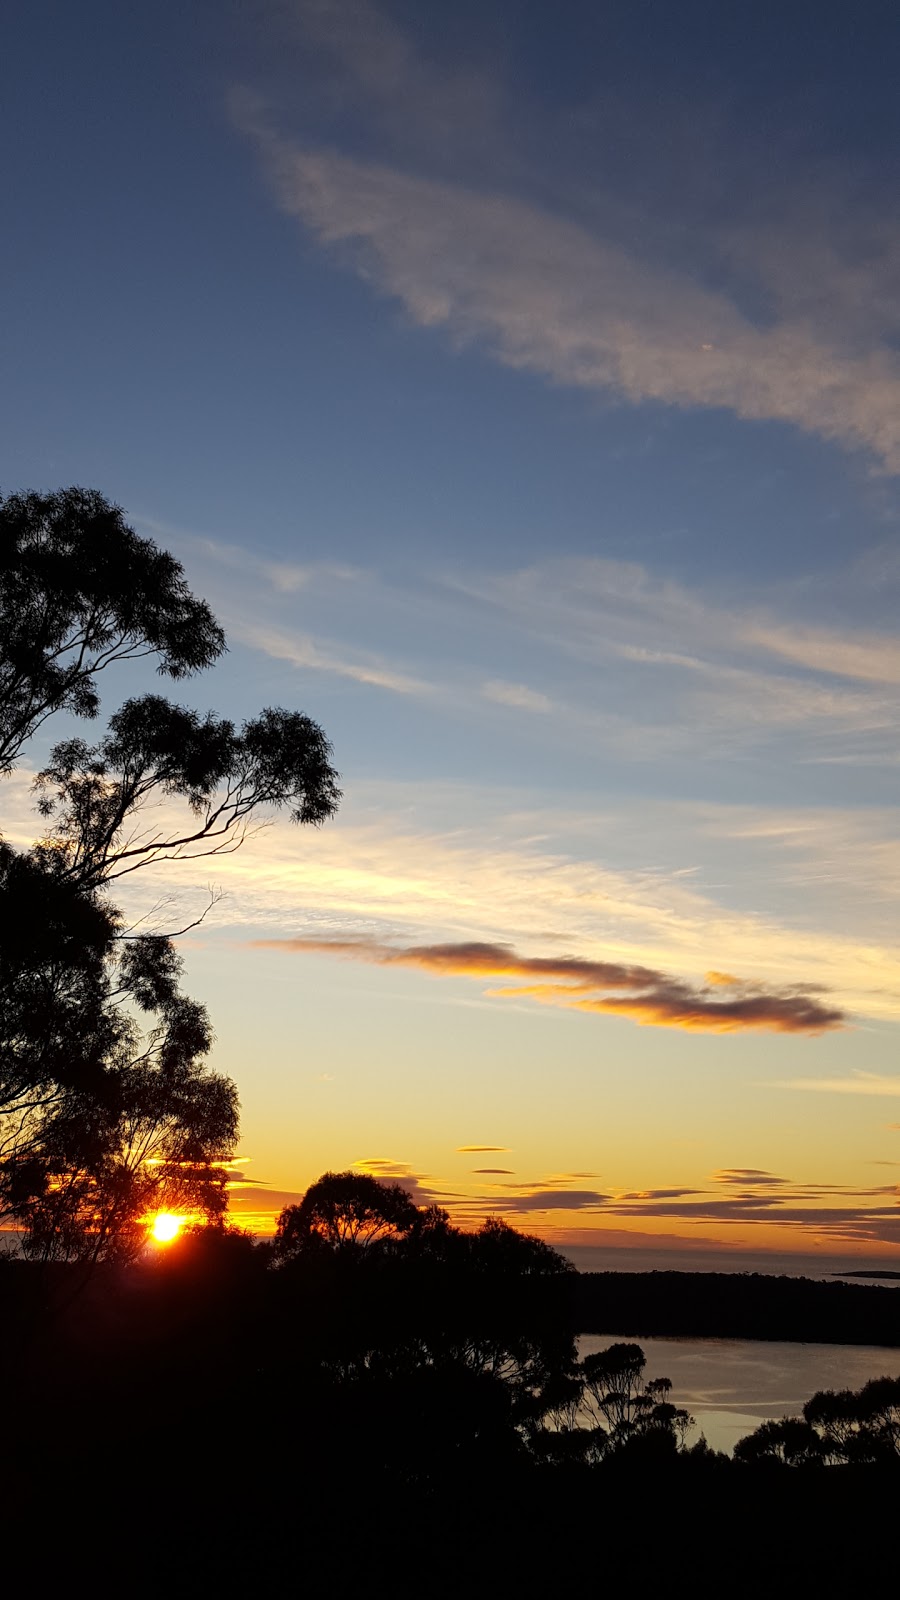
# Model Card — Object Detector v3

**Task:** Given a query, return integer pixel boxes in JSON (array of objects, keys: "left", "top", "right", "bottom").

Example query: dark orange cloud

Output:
[
  {"left": 460, "top": 1171, "right": 900, "bottom": 1247},
  {"left": 253, "top": 937, "right": 845, "bottom": 1035},
  {"left": 712, "top": 1169, "right": 792, "bottom": 1187}
]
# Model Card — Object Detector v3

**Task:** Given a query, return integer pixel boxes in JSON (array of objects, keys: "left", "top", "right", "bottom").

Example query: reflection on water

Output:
[{"left": 579, "top": 1334, "right": 900, "bottom": 1455}]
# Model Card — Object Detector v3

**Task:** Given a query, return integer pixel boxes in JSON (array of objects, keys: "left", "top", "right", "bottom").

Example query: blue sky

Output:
[{"left": 5, "top": 1, "right": 900, "bottom": 1258}]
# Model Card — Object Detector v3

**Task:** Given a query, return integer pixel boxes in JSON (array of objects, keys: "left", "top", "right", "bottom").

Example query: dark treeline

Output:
[
  {"left": 577, "top": 1269, "right": 900, "bottom": 1346},
  {"left": 3, "top": 1195, "right": 899, "bottom": 1589}
]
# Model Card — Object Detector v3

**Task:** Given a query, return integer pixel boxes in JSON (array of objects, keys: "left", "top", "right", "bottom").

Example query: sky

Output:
[{"left": 4, "top": 0, "right": 900, "bottom": 1264}]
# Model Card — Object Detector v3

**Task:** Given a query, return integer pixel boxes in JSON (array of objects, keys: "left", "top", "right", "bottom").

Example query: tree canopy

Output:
[
  {"left": 0, "top": 487, "right": 226, "bottom": 773},
  {"left": 275, "top": 1170, "right": 423, "bottom": 1256}
]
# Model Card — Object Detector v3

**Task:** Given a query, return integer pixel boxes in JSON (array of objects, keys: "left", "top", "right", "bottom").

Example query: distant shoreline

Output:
[
  {"left": 574, "top": 1269, "right": 900, "bottom": 1347},
  {"left": 832, "top": 1269, "right": 900, "bottom": 1282}
]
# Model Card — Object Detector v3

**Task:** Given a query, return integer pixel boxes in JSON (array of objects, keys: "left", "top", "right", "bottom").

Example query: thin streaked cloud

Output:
[
  {"left": 771, "top": 1074, "right": 900, "bottom": 1098},
  {"left": 481, "top": 679, "right": 553, "bottom": 714},
  {"left": 254, "top": 935, "right": 845, "bottom": 1034},
  {"left": 233, "top": 618, "right": 430, "bottom": 696}
]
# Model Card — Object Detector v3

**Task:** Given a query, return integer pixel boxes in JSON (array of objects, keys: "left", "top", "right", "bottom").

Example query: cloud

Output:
[
  {"left": 240, "top": 118, "right": 900, "bottom": 471},
  {"left": 773, "top": 1073, "right": 900, "bottom": 1097},
  {"left": 500, "top": 1188, "right": 609, "bottom": 1213},
  {"left": 744, "top": 624, "right": 900, "bottom": 685},
  {"left": 254, "top": 935, "right": 845, "bottom": 1034},
  {"left": 481, "top": 679, "right": 553, "bottom": 714},
  {"left": 233, "top": 619, "right": 429, "bottom": 695},
  {"left": 226, "top": 1186, "right": 307, "bottom": 1229},
  {"left": 275, "top": 0, "right": 501, "bottom": 160},
  {"left": 446, "top": 558, "right": 900, "bottom": 763},
  {"left": 354, "top": 1156, "right": 415, "bottom": 1175},
  {"left": 463, "top": 1168, "right": 900, "bottom": 1247},
  {"left": 457, "top": 1144, "right": 510, "bottom": 1153},
  {"left": 352, "top": 1155, "right": 445, "bottom": 1206},
  {"left": 615, "top": 1188, "right": 703, "bottom": 1201},
  {"left": 712, "top": 1169, "right": 791, "bottom": 1186},
  {"left": 62, "top": 767, "right": 900, "bottom": 1026},
  {"left": 472, "top": 1168, "right": 514, "bottom": 1174}
]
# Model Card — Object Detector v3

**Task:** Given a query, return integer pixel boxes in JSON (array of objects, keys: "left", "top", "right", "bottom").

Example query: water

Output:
[{"left": 579, "top": 1334, "right": 900, "bottom": 1455}]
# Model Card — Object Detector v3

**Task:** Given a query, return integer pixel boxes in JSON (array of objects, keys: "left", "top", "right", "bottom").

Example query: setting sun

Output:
[{"left": 151, "top": 1213, "right": 183, "bottom": 1245}]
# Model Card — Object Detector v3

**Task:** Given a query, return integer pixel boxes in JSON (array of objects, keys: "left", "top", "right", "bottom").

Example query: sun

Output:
[{"left": 150, "top": 1212, "right": 184, "bottom": 1245}]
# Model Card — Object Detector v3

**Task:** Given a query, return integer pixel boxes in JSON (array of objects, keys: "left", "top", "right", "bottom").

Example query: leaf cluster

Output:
[{"left": 0, "top": 487, "right": 225, "bottom": 772}]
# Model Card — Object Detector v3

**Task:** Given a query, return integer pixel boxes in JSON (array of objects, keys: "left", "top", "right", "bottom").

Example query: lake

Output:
[{"left": 579, "top": 1333, "right": 900, "bottom": 1454}]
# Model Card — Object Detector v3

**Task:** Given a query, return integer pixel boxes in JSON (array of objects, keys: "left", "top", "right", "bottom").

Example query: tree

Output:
[
  {"left": 31, "top": 696, "right": 340, "bottom": 889},
  {"left": 465, "top": 1216, "right": 574, "bottom": 1277},
  {"left": 733, "top": 1417, "right": 825, "bottom": 1467},
  {"left": 735, "top": 1377, "right": 900, "bottom": 1466},
  {"left": 0, "top": 487, "right": 225, "bottom": 774},
  {"left": 4, "top": 929, "right": 238, "bottom": 1264},
  {"left": 274, "top": 1170, "right": 421, "bottom": 1257},
  {"left": 0, "top": 488, "right": 340, "bottom": 1261},
  {"left": 578, "top": 1342, "right": 692, "bottom": 1451}
]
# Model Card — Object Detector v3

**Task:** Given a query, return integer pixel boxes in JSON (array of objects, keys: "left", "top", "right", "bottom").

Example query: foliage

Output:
[
  {"left": 32, "top": 697, "right": 341, "bottom": 888},
  {"left": 804, "top": 1378, "right": 900, "bottom": 1461},
  {"left": 735, "top": 1375, "right": 900, "bottom": 1466},
  {"left": 0, "top": 486, "right": 225, "bottom": 773},
  {"left": 529, "top": 1340, "right": 692, "bottom": 1463},
  {"left": 0, "top": 488, "right": 340, "bottom": 1260},
  {"left": 462, "top": 1215, "right": 576, "bottom": 1277},
  {"left": 274, "top": 1170, "right": 422, "bottom": 1256}
]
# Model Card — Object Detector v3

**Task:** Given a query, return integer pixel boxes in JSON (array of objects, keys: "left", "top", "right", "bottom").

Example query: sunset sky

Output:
[{"left": 5, "top": 0, "right": 900, "bottom": 1263}]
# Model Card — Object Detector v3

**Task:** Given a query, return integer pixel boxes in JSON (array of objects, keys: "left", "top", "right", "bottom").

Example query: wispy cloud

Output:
[
  {"left": 712, "top": 1169, "right": 792, "bottom": 1187},
  {"left": 273, "top": 0, "right": 502, "bottom": 161},
  {"left": 481, "top": 679, "right": 552, "bottom": 713},
  {"left": 744, "top": 624, "right": 900, "bottom": 685},
  {"left": 457, "top": 1144, "right": 510, "bottom": 1153},
  {"left": 239, "top": 114, "right": 900, "bottom": 472},
  {"left": 152, "top": 505, "right": 900, "bottom": 767},
  {"left": 233, "top": 618, "right": 429, "bottom": 695},
  {"left": 253, "top": 935, "right": 845, "bottom": 1034},
  {"left": 772, "top": 1073, "right": 900, "bottom": 1097}
]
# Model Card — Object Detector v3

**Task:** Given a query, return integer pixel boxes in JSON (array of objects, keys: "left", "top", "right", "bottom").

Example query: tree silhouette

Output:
[
  {"left": 805, "top": 1376, "right": 900, "bottom": 1462},
  {"left": 0, "top": 488, "right": 340, "bottom": 1260},
  {"left": 32, "top": 696, "right": 339, "bottom": 888},
  {"left": 274, "top": 1170, "right": 421, "bottom": 1256},
  {"left": 733, "top": 1376, "right": 896, "bottom": 1465},
  {"left": 464, "top": 1215, "right": 576, "bottom": 1277},
  {"left": 563, "top": 1342, "right": 693, "bottom": 1455},
  {"left": 0, "top": 487, "right": 225, "bottom": 773},
  {"left": 4, "top": 930, "right": 238, "bottom": 1263},
  {"left": 736, "top": 1376, "right": 900, "bottom": 1466},
  {"left": 733, "top": 1417, "right": 826, "bottom": 1466}
]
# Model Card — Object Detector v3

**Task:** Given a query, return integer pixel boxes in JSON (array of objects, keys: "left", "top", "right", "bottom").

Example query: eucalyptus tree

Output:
[{"left": 0, "top": 487, "right": 340, "bottom": 1260}]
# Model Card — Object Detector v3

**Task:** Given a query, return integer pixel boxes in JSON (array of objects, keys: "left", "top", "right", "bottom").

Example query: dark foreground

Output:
[{"left": 3, "top": 1245, "right": 898, "bottom": 1591}]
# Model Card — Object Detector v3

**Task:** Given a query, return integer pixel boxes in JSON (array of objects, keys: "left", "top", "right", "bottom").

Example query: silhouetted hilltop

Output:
[{"left": 575, "top": 1270, "right": 900, "bottom": 1345}]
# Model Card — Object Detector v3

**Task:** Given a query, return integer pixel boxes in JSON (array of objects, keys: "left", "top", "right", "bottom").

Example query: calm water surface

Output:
[{"left": 579, "top": 1334, "right": 900, "bottom": 1454}]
